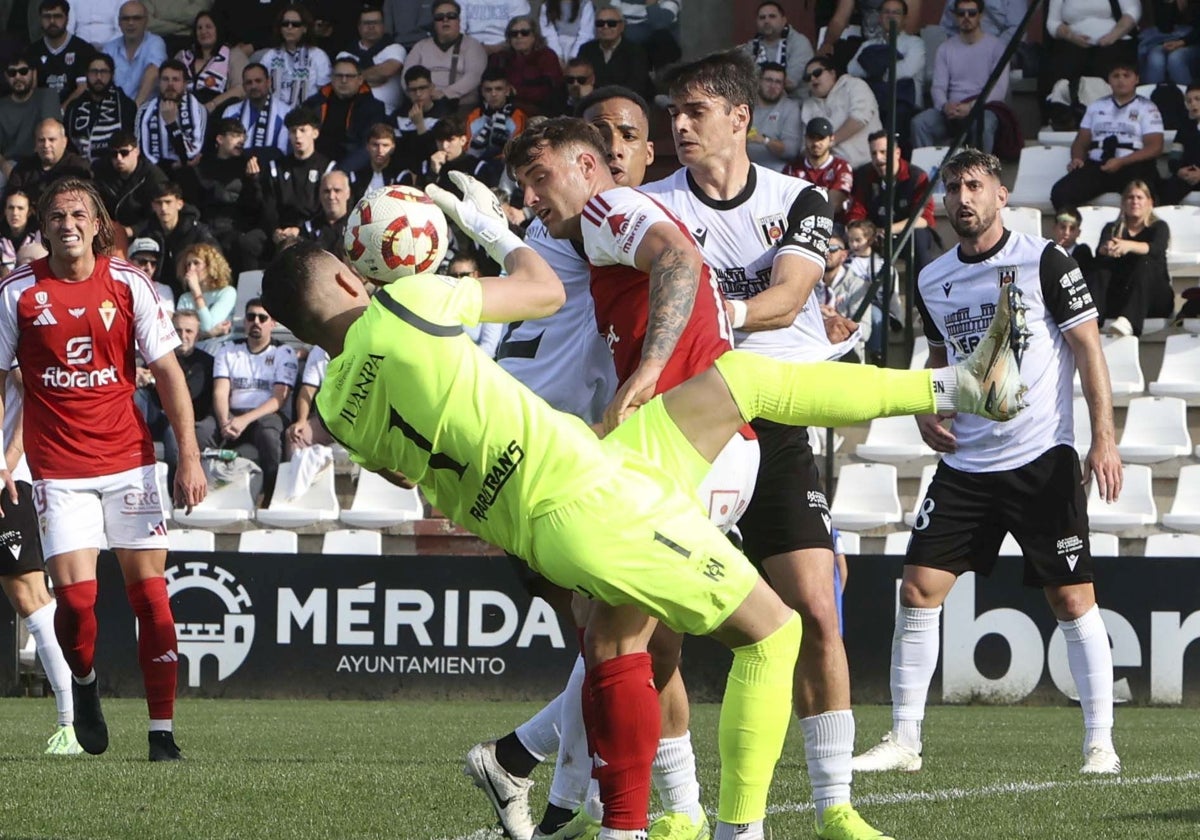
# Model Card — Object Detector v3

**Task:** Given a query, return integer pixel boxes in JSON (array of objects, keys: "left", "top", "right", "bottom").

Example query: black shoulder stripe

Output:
[{"left": 377, "top": 290, "right": 463, "bottom": 337}]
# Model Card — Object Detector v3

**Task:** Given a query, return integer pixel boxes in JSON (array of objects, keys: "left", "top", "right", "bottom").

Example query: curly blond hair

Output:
[{"left": 177, "top": 242, "right": 232, "bottom": 289}]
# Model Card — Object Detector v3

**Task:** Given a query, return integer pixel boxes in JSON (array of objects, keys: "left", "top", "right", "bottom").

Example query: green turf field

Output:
[{"left": 0, "top": 698, "right": 1196, "bottom": 839}]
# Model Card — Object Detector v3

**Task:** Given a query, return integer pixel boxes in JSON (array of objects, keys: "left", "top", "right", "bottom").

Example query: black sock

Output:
[
  {"left": 538, "top": 804, "right": 576, "bottom": 834},
  {"left": 494, "top": 732, "right": 540, "bottom": 778}
]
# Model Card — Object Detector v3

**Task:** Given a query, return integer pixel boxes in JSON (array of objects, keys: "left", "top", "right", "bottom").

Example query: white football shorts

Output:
[
  {"left": 33, "top": 464, "right": 170, "bottom": 558},
  {"left": 698, "top": 433, "right": 760, "bottom": 534}
]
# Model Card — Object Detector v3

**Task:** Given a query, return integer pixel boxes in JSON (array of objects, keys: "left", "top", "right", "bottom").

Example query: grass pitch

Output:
[{"left": 0, "top": 698, "right": 1196, "bottom": 839}]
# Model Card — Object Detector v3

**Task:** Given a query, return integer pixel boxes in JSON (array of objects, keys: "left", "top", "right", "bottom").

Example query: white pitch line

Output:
[{"left": 435, "top": 771, "right": 1200, "bottom": 840}]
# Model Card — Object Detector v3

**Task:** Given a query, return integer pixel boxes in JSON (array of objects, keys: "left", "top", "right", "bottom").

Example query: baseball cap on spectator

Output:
[
  {"left": 129, "top": 238, "right": 160, "bottom": 257},
  {"left": 805, "top": 117, "right": 834, "bottom": 138}
]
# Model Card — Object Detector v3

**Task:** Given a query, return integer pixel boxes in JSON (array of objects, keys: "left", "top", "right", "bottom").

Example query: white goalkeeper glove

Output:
[{"left": 425, "top": 171, "right": 528, "bottom": 266}]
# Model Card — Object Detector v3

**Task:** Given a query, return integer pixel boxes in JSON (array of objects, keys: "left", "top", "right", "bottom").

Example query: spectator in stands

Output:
[
  {"left": 1041, "top": 0, "right": 1140, "bottom": 118},
  {"left": 211, "top": 0, "right": 289, "bottom": 56},
  {"left": 849, "top": 130, "right": 936, "bottom": 276},
  {"left": 488, "top": 14, "right": 564, "bottom": 117},
  {"left": 818, "top": 228, "right": 867, "bottom": 361},
  {"left": 94, "top": 130, "right": 170, "bottom": 238},
  {"left": 262, "top": 5, "right": 333, "bottom": 109},
  {"left": 799, "top": 55, "right": 882, "bottom": 168},
  {"left": 939, "top": 0, "right": 1025, "bottom": 42},
  {"left": 577, "top": 6, "right": 653, "bottom": 101},
  {"left": 127, "top": 236, "right": 175, "bottom": 308},
  {"left": 1159, "top": 82, "right": 1200, "bottom": 205},
  {"left": 0, "top": 189, "right": 39, "bottom": 278},
  {"left": 1139, "top": 1, "right": 1199, "bottom": 85},
  {"left": 393, "top": 65, "right": 450, "bottom": 171},
  {"left": 135, "top": 309, "right": 214, "bottom": 487},
  {"left": 344, "top": 5, "right": 409, "bottom": 117},
  {"left": 611, "top": 0, "right": 681, "bottom": 68},
  {"left": 28, "top": 0, "right": 95, "bottom": 104},
  {"left": 178, "top": 118, "right": 252, "bottom": 267},
  {"left": 384, "top": 0, "right": 435, "bottom": 51},
  {"left": 6, "top": 119, "right": 92, "bottom": 205},
  {"left": 849, "top": 0, "right": 925, "bottom": 147},
  {"left": 462, "top": 0, "right": 532, "bottom": 55},
  {"left": 73, "top": 0, "right": 123, "bottom": 48},
  {"left": 748, "top": 63, "right": 802, "bottom": 172},
  {"left": 540, "top": 0, "right": 595, "bottom": 65},
  {"left": 222, "top": 63, "right": 291, "bottom": 156},
  {"left": 1087, "top": 179, "right": 1175, "bottom": 336},
  {"left": 784, "top": 117, "right": 855, "bottom": 220},
  {"left": 845, "top": 217, "right": 901, "bottom": 363},
  {"left": 740, "top": 1, "right": 814, "bottom": 101},
  {"left": 564, "top": 57, "right": 595, "bottom": 113},
  {"left": 911, "top": 0, "right": 1008, "bottom": 154},
  {"left": 1053, "top": 205, "right": 1094, "bottom": 276},
  {"left": 284, "top": 344, "right": 332, "bottom": 460},
  {"left": 448, "top": 252, "right": 505, "bottom": 356},
  {"left": 64, "top": 53, "right": 138, "bottom": 163},
  {"left": 405, "top": 1, "right": 489, "bottom": 111},
  {"left": 304, "top": 56, "right": 385, "bottom": 172},
  {"left": 135, "top": 59, "right": 207, "bottom": 170},
  {"left": 350, "top": 123, "right": 415, "bottom": 203},
  {"left": 1051, "top": 62, "right": 1163, "bottom": 209},
  {"left": 174, "top": 11, "right": 246, "bottom": 117},
  {"left": 240, "top": 107, "right": 336, "bottom": 270},
  {"left": 466, "top": 69, "right": 527, "bottom": 182},
  {"left": 106, "top": 1, "right": 167, "bottom": 106},
  {"left": 423, "top": 114, "right": 488, "bottom": 187},
  {"left": 174, "top": 242, "right": 237, "bottom": 341},
  {"left": 210, "top": 299, "right": 298, "bottom": 505},
  {"left": 0, "top": 56, "right": 62, "bottom": 179},
  {"left": 818, "top": 0, "right": 925, "bottom": 67},
  {"left": 300, "top": 170, "right": 353, "bottom": 253},
  {"left": 138, "top": 181, "right": 216, "bottom": 297}
]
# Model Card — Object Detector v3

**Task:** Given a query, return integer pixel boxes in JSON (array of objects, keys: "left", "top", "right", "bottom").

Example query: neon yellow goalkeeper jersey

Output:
[{"left": 317, "top": 275, "right": 618, "bottom": 561}]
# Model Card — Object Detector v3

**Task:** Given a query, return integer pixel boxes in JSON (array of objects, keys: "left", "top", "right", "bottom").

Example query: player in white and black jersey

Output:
[
  {"left": 646, "top": 50, "right": 885, "bottom": 840},
  {"left": 853, "top": 148, "right": 1124, "bottom": 777}
]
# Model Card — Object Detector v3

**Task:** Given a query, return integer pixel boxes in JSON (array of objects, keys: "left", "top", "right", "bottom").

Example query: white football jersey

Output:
[
  {"left": 301, "top": 345, "right": 329, "bottom": 388},
  {"left": 639, "top": 165, "right": 858, "bottom": 362},
  {"left": 916, "top": 230, "right": 1096, "bottom": 473},
  {"left": 213, "top": 340, "right": 299, "bottom": 413},
  {"left": 1080, "top": 95, "right": 1164, "bottom": 162},
  {"left": 497, "top": 220, "right": 616, "bottom": 425}
]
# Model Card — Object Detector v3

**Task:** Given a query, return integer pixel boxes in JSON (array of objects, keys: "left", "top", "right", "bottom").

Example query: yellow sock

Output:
[
  {"left": 717, "top": 612, "right": 803, "bottom": 824},
  {"left": 713, "top": 350, "right": 937, "bottom": 427}
]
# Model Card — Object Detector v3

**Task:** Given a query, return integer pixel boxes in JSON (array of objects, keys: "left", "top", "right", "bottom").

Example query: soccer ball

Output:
[{"left": 344, "top": 185, "right": 449, "bottom": 283}]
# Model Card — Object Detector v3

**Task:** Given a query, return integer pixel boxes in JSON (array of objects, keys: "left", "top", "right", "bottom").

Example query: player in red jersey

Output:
[{"left": 0, "top": 178, "right": 206, "bottom": 762}]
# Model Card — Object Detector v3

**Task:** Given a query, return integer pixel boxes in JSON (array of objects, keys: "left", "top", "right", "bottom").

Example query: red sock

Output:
[
  {"left": 126, "top": 577, "right": 178, "bottom": 721},
  {"left": 584, "top": 652, "right": 660, "bottom": 831},
  {"left": 53, "top": 580, "right": 98, "bottom": 678}
]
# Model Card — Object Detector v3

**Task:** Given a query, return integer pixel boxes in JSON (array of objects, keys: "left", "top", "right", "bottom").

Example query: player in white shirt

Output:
[
  {"left": 853, "top": 148, "right": 1123, "bottom": 776},
  {"left": 644, "top": 50, "right": 883, "bottom": 840}
]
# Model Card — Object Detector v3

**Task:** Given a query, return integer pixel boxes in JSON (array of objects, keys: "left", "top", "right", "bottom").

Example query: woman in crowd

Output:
[
  {"left": 0, "top": 190, "right": 39, "bottom": 278},
  {"left": 261, "top": 6, "right": 332, "bottom": 109},
  {"left": 799, "top": 56, "right": 882, "bottom": 168},
  {"left": 1041, "top": 0, "right": 1140, "bottom": 118},
  {"left": 487, "top": 15, "right": 565, "bottom": 117},
  {"left": 1087, "top": 180, "right": 1175, "bottom": 336},
  {"left": 539, "top": 0, "right": 595, "bottom": 65},
  {"left": 174, "top": 242, "right": 238, "bottom": 340},
  {"left": 1139, "top": 0, "right": 1199, "bottom": 85},
  {"left": 175, "top": 11, "right": 248, "bottom": 115}
]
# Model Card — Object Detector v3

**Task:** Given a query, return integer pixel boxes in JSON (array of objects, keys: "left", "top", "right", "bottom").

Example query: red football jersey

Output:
[
  {"left": 0, "top": 256, "right": 180, "bottom": 480},
  {"left": 581, "top": 188, "right": 733, "bottom": 393}
]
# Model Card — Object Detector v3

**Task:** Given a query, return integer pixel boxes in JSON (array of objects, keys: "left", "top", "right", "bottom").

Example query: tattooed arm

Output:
[{"left": 601, "top": 221, "right": 703, "bottom": 432}]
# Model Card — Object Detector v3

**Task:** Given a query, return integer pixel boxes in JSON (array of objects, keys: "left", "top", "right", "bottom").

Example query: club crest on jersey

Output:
[
  {"left": 757, "top": 213, "right": 787, "bottom": 247},
  {"left": 997, "top": 266, "right": 1018, "bottom": 287},
  {"left": 98, "top": 299, "right": 117, "bottom": 331},
  {"left": 35, "top": 291, "right": 49, "bottom": 307}
]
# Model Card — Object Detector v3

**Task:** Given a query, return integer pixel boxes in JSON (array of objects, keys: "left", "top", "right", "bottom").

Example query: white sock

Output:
[
  {"left": 715, "top": 821, "right": 763, "bottom": 840},
  {"left": 24, "top": 601, "right": 73, "bottom": 726},
  {"left": 516, "top": 692, "right": 563, "bottom": 762},
  {"left": 801, "top": 710, "right": 854, "bottom": 825},
  {"left": 548, "top": 655, "right": 591, "bottom": 810},
  {"left": 891, "top": 605, "right": 941, "bottom": 749},
  {"left": 149, "top": 718, "right": 173, "bottom": 733},
  {"left": 74, "top": 669, "right": 96, "bottom": 686},
  {"left": 931, "top": 368, "right": 959, "bottom": 412},
  {"left": 1059, "top": 604, "right": 1114, "bottom": 753},
  {"left": 651, "top": 732, "right": 703, "bottom": 821},
  {"left": 598, "top": 830, "right": 646, "bottom": 840}
]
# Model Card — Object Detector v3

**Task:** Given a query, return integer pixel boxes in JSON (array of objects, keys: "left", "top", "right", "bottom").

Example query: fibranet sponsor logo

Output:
[{"left": 41, "top": 365, "right": 118, "bottom": 388}]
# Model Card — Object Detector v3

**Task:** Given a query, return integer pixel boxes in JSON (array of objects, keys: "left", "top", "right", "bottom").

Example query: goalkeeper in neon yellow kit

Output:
[{"left": 260, "top": 175, "right": 1027, "bottom": 840}]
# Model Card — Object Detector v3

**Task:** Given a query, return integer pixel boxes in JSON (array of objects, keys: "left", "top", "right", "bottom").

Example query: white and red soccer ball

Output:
[{"left": 344, "top": 185, "right": 449, "bottom": 283}]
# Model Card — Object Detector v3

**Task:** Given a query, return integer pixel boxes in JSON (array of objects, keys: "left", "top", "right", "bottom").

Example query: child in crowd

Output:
[
  {"left": 845, "top": 219, "right": 901, "bottom": 365},
  {"left": 1160, "top": 84, "right": 1200, "bottom": 206},
  {"left": 1053, "top": 206, "right": 1093, "bottom": 277}
]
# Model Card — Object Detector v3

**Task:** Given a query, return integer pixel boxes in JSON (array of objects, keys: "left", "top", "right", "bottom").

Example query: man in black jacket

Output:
[
  {"left": 1160, "top": 83, "right": 1200, "bottom": 206},
  {"left": 348, "top": 122, "right": 415, "bottom": 203},
  {"left": 304, "top": 56, "right": 385, "bottom": 172},
  {"left": 178, "top": 118, "right": 255, "bottom": 272},
  {"left": 94, "top": 129, "right": 170, "bottom": 238},
  {"left": 6, "top": 118, "right": 93, "bottom": 205},
  {"left": 135, "top": 181, "right": 216, "bottom": 298},
  {"left": 64, "top": 53, "right": 137, "bottom": 162},
  {"left": 300, "top": 170, "right": 352, "bottom": 254}
]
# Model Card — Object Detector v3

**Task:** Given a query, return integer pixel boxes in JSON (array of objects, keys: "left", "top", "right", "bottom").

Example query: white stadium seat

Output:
[
  {"left": 1035, "top": 128, "right": 1075, "bottom": 147},
  {"left": 835, "top": 530, "right": 861, "bottom": 556},
  {"left": 1161, "top": 464, "right": 1200, "bottom": 532},
  {"left": 237, "top": 529, "right": 298, "bottom": 553},
  {"left": 1072, "top": 396, "right": 1092, "bottom": 458},
  {"left": 1009, "top": 146, "right": 1071, "bottom": 212},
  {"left": 884, "top": 530, "right": 911, "bottom": 555},
  {"left": 910, "top": 146, "right": 948, "bottom": 208},
  {"left": 168, "top": 529, "right": 215, "bottom": 552},
  {"left": 856, "top": 415, "right": 934, "bottom": 463},
  {"left": 322, "top": 529, "right": 383, "bottom": 555},
  {"left": 1076, "top": 335, "right": 1142, "bottom": 401},
  {"left": 1089, "top": 532, "right": 1120, "bottom": 557},
  {"left": 1144, "top": 532, "right": 1200, "bottom": 557},
  {"left": 340, "top": 469, "right": 425, "bottom": 528},
  {"left": 904, "top": 463, "right": 938, "bottom": 527},
  {"left": 1117, "top": 397, "right": 1191, "bottom": 463},
  {"left": 1087, "top": 464, "right": 1156, "bottom": 530},
  {"left": 1150, "top": 334, "right": 1200, "bottom": 402},
  {"left": 999, "top": 532, "right": 1022, "bottom": 556},
  {"left": 1075, "top": 205, "right": 1118, "bottom": 252},
  {"left": 1000, "top": 206, "right": 1043, "bottom": 237},
  {"left": 174, "top": 470, "right": 256, "bottom": 527},
  {"left": 257, "top": 460, "right": 339, "bottom": 527},
  {"left": 1150, "top": 205, "right": 1200, "bottom": 273},
  {"left": 830, "top": 463, "right": 902, "bottom": 531}
]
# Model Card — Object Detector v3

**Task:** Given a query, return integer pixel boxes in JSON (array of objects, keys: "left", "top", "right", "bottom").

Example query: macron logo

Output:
[
  {"left": 1065, "top": 554, "right": 1080, "bottom": 571},
  {"left": 33, "top": 309, "right": 57, "bottom": 326}
]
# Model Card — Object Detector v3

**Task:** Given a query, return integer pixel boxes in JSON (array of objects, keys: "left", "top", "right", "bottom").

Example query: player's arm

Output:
[
  {"left": 147, "top": 351, "right": 207, "bottom": 511},
  {"left": 287, "top": 382, "right": 318, "bottom": 449},
  {"left": 1065, "top": 322, "right": 1121, "bottom": 502},
  {"left": 912, "top": 285, "right": 957, "bottom": 452}
]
